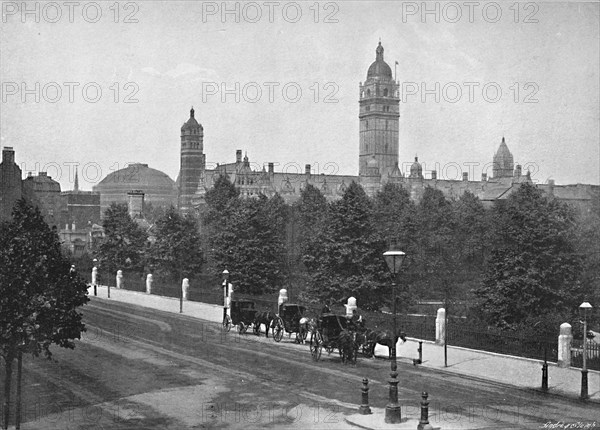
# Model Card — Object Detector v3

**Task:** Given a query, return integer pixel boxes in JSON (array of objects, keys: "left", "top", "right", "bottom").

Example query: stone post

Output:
[
  {"left": 146, "top": 274, "right": 153, "bottom": 294},
  {"left": 116, "top": 270, "right": 124, "bottom": 289},
  {"left": 278, "top": 288, "right": 288, "bottom": 313},
  {"left": 435, "top": 308, "right": 446, "bottom": 345},
  {"left": 557, "top": 322, "right": 572, "bottom": 368},
  {"left": 182, "top": 278, "right": 190, "bottom": 301},
  {"left": 91, "top": 267, "right": 98, "bottom": 296},
  {"left": 345, "top": 297, "right": 357, "bottom": 317}
]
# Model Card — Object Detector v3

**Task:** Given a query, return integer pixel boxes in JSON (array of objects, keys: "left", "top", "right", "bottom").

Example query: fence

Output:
[
  {"left": 447, "top": 323, "right": 558, "bottom": 363},
  {"left": 571, "top": 338, "right": 600, "bottom": 371}
]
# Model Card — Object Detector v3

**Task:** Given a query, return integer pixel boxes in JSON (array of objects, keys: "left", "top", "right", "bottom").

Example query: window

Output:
[
  {"left": 383, "top": 88, "right": 388, "bottom": 97},
  {"left": 366, "top": 89, "right": 371, "bottom": 97}
]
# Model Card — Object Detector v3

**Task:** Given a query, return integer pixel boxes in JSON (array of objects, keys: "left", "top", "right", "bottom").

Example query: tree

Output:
[
  {"left": 209, "top": 194, "right": 289, "bottom": 295},
  {"left": 149, "top": 206, "right": 204, "bottom": 281},
  {"left": 97, "top": 203, "right": 148, "bottom": 280},
  {"left": 474, "top": 183, "right": 585, "bottom": 329},
  {"left": 302, "top": 182, "right": 389, "bottom": 309},
  {"left": 0, "top": 200, "right": 88, "bottom": 429}
]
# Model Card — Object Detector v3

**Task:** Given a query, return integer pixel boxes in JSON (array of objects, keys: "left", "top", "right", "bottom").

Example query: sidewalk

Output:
[{"left": 87, "top": 285, "right": 600, "bottom": 406}]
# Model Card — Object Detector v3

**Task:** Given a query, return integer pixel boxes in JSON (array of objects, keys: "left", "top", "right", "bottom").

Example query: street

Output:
[{"left": 5, "top": 298, "right": 599, "bottom": 429}]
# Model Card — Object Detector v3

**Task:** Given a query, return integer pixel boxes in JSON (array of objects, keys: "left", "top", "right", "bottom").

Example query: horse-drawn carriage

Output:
[
  {"left": 222, "top": 299, "right": 257, "bottom": 334},
  {"left": 272, "top": 303, "right": 307, "bottom": 343},
  {"left": 309, "top": 314, "right": 359, "bottom": 364}
]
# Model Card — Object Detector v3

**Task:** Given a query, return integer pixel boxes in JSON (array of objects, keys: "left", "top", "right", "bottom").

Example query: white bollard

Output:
[
  {"left": 345, "top": 297, "right": 357, "bottom": 317},
  {"left": 182, "top": 278, "right": 190, "bottom": 301},
  {"left": 146, "top": 274, "right": 153, "bottom": 294},
  {"left": 91, "top": 267, "right": 98, "bottom": 285},
  {"left": 278, "top": 289, "right": 288, "bottom": 308},
  {"left": 435, "top": 308, "right": 446, "bottom": 345},
  {"left": 116, "top": 270, "right": 124, "bottom": 289},
  {"left": 557, "top": 322, "right": 572, "bottom": 368}
]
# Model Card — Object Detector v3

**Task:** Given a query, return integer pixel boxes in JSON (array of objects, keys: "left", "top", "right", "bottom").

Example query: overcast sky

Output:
[{"left": 2, "top": 1, "right": 599, "bottom": 190}]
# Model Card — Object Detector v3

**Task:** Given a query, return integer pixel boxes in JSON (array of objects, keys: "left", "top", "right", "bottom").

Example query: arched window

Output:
[
  {"left": 383, "top": 88, "right": 388, "bottom": 97},
  {"left": 366, "top": 89, "right": 371, "bottom": 97}
]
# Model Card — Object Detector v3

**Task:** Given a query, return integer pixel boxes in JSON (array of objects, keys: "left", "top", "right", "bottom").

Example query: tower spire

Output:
[
  {"left": 74, "top": 167, "right": 79, "bottom": 192},
  {"left": 190, "top": 106, "right": 195, "bottom": 118}
]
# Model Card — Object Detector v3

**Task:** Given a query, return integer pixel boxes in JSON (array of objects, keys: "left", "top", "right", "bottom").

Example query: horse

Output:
[
  {"left": 253, "top": 310, "right": 275, "bottom": 338},
  {"left": 357, "top": 328, "right": 406, "bottom": 359},
  {"left": 337, "top": 329, "right": 358, "bottom": 365}
]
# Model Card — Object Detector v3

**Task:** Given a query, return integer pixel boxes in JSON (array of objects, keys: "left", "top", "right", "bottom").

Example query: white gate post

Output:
[
  {"left": 345, "top": 297, "right": 357, "bottom": 317},
  {"left": 146, "top": 274, "right": 153, "bottom": 294},
  {"left": 436, "top": 308, "right": 446, "bottom": 345},
  {"left": 182, "top": 278, "right": 190, "bottom": 301},
  {"left": 116, "top": 270, "right": 124, "bottom": 289},
  {"left": 557, "top": 322, "right": 572, "bottom": 368}
]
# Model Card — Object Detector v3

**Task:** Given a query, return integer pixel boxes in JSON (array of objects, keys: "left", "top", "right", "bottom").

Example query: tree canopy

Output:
[
  {"left": 0, "top": 200, "right": 89, "bottom": 429},
  {"left": 474, "top": 183, "right": 585, "bottom": 329}
]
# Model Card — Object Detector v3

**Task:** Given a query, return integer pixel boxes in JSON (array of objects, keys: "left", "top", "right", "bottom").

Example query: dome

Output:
[
  {"left": 181, "top": 107, "right": 203, "bottom": 131},
  {"left": 367, "top": 42, "right": 393, "bottom": 80},
  {"left": 94, "top": 163, "right": 177, "bottom": 213},
  {"left": 409, "top": 157, "right": 423, "bottom": 179}
]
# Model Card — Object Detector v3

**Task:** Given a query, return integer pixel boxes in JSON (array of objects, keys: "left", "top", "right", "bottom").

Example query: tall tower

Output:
[
  {"left": 178, "top": 107, "right": 206, "bottom": 212},
  {"left": 492, "top": 137, "right": 514, "bottom": 179},
  {"left": 359, "top": 41, "right": 400, "bottom": 177}
]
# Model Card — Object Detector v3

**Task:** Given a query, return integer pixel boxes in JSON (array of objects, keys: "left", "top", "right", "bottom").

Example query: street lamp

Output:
[
  {"left": 579, "top": 301, "right": 592, "bottom": 400},
  {"left": 383, "top": 247, "right": 406, "bottom": 424},
  {"left": 222, "top": 270, "right": 230, "bottom": 324}
]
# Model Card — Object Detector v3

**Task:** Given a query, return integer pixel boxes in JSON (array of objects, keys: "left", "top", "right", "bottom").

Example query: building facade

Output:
[{"left": 178, "top": 42, "right": 598, "bottom": 214}]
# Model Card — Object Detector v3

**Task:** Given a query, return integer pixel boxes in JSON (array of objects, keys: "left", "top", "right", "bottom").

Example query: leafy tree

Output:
[
  {"left": 474, "top": 183, "right": 585, "bottom": 329},
  {"left": 209, "top": 194, "right": 288, "bottom": 295},
  {"left": 302, "top": 182, "right": 389, "bottom": 309},
  {"left": 0, "top": 200, "right": 88, "bottom": 429},
  {"left": 97, "top": 203, "right": 148, "bottom": 280},
  {"left": 149, "top": 206, "right": 204, "bottom": 281},
  {"left": 372, "top": 182, "right": 417, "bottom": 256}
]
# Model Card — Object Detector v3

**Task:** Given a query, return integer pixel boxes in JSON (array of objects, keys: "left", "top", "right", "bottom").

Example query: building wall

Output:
[{"left": 0, "top": 147, "right": 23, "bottom": 221}]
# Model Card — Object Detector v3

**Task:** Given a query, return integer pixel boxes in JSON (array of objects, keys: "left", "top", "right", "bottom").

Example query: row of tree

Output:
[{"left": 95, "top": 175, "right": 598, "bottom": 331}]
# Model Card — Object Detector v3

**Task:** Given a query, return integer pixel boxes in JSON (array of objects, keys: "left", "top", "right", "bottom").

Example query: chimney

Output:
[
  {"left": 2, "top": 147, "right": 15, "bottom": 164},
  {"left": 305, "top": 164, "right": 311, "bottom": 176},
  {"left": 127, "top": 190, "right": 145, "bottom": 219},
  {"left": 462, "top": 172, "right": 468, "bottom": 181},
  {"left": 482, "top": 173, "right": 487, "bottom": 181},
  {"left": 236, "top": 150, "right": 242, "bottom": 164},
  {"left": 515, "top": 164, "right": 522, "bottom": 177},
  {"left": 268, "top": 162, "right": 274, "bottom": 175},
  {"left": 431, "top": 170, "right": 437, "bottom": 180}
]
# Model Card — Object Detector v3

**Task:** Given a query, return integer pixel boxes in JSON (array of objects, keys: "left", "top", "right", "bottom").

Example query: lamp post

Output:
[
  {"left": 222, "top": 269, "right": 230, "bottom": 323},
  {"left": 579, "top": 301, "right": 592, "bottom": 400},
  {"left": 383, "top": 247, "right": 406, "bottom": 424}
]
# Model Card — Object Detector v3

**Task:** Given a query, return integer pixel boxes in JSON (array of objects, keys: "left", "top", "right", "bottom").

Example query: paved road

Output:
[{"left": 9, "top": 298, "right": 599, "bottom": 429}]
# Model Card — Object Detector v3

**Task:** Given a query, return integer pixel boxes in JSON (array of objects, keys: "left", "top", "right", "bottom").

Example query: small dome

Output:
[
  {"left": 410, "top": 156, "right": 423, "bottom": 179},
  {"left": 367, "top": 42, "right": 393, "bottom": 80},
  {"left": 181, "top": 107, "right": 203, "bottom": 131}
]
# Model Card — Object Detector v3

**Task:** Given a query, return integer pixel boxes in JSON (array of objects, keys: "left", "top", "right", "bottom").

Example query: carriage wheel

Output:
[
  {"left": 310, "top": 332, "right": 322, "bottom": 361},
  {"left": 223, "top": 315, "right": 232, "bottom": 332},
  {"left": 273, "top": 317, "right": 284, "bottom": 342}
]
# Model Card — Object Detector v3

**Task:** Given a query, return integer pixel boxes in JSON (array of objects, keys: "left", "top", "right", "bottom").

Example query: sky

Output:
[{"left": 1, "top": 1, "right": 599, "bottom": 191}]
